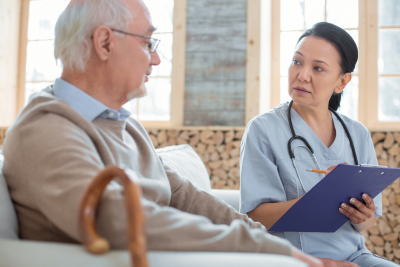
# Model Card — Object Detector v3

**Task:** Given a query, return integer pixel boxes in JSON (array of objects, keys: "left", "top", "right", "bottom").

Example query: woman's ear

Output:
[
  {"left": 335, "top": 73, "right": 352, "bottom": 94},
  {"left": 92, "top": 26, "right": 114, "bottom": 62}
]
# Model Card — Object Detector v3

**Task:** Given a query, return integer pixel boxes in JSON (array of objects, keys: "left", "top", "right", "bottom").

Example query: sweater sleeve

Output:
[
  {"left": 3, "top": 112, "right": 293, "bottom": 256},
  {"left": 161, "top": 159, "right": 265, "bottom": 230},
  {"left": 139, "top": 190, "right": 293, "bottom": 255}
]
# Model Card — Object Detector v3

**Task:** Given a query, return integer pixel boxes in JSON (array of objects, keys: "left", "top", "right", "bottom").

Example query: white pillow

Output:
[
  {"left": 0, "top": 151, "right": 19, "bottom": 239},
  {"left": 156, "top": 145, "right": 211, "bottom": 192}
]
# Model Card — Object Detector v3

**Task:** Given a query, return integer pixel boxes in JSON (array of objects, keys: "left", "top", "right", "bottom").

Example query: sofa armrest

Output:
[
  {"left": 0, "top": 239, "right": 306, "bottom": 267},
  {"left": 211, "top": 189, "right": 240, "bottom": 212}
]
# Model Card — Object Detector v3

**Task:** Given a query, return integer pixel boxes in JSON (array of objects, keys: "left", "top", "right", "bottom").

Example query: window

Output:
[
  {"left": 377, "top": 0, "right": 400, "bottom": 122},
  {"left": 22, "top": 0, "right": 174, "bottom": 124},
  {"left": 24, "top": 0, "right": 68, "bottom": 104},
  {"left": 123, "top": 0, "right": 174, "bottom": 122},
  {"left": 270, "top": 0, "right": 400, "bottom": 130}
]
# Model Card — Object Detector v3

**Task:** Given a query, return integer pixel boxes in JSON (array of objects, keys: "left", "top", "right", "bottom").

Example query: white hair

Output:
[{"left": 54, "top": 0, "right": 134, "bottom": 72}]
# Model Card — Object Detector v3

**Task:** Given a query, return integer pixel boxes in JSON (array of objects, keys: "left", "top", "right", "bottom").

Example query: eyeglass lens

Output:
[{"left": 150, "top": 38, "right": 160, "bottom": 53}]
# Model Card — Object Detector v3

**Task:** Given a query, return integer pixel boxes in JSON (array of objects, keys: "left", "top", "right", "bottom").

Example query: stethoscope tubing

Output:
[{"left": 287, "top": 100, "right": 359, "bottom": 193}]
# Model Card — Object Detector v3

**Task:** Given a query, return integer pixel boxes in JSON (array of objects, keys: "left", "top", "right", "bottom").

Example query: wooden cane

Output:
[{"left": 79, "top": 166, "right": 148, "bottom": 267}]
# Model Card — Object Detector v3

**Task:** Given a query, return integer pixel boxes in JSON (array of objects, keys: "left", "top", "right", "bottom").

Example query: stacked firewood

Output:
[
  {"left": 362, "top": 132, "right": 400, "bottom": 262},
  {"left": 147, "top": 129, "right": 244, "bottom": 189},
  {"left": 373, "top": 132, "right": 400, "bottom": 168}
]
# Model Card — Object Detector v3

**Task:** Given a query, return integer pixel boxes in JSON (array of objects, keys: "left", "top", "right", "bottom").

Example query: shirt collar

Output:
[{"left": 53, "top": 78, "right": 131, "bottom": 122}]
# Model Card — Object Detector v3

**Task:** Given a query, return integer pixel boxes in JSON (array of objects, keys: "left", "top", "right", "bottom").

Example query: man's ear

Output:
[
  {"left": 335, "top": 73, "right": 352, "bottom": 94},
  {"left": 92, "top": 26, "right": 114, "bottom": 62}
]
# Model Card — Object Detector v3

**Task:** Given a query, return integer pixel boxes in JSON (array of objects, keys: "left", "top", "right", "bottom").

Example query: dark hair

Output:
[{"left": 297, "top": 22, "right": 358, "bottom": 111}]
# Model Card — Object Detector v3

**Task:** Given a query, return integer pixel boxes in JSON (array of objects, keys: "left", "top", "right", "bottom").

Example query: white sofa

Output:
[{"left": 0, "top": 145, "right": 305, "bottom": 267}]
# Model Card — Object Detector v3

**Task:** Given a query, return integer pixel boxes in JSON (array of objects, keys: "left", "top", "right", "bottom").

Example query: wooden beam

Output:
[
  {"left": 357, "top": 0, "right": 367, "bottom": 125},
  {"left": 141, "top": 121, "right": 170, "bottom": 128},
  {"left": 169, "top": 0, "right": 187, "bottom": 127},
  {"left": 16, "top": 0, "right": 30, "bottom": 117},
  {"left": 367, "top": 123, "right": 400, "bottom": 132},
  {"left": 259, "top": 0, "right": 272, "bottom": 114},
  {"left": 144, "top": 125, "right": 246, "bottom": 131},
  {"left": 0, "top": 0, "right": 22, "bottom": 127},
  {"left": 270, "top": 0, "right": 280, "bottom": 108},
  {"left": 365, "top": 0, "right": 379, "bottom": 129},
  {"left": 245, "top": 0, "right": 261, "bottom": 124}
]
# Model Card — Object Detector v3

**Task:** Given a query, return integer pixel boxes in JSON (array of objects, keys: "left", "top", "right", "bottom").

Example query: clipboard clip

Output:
[{"left": 359, "top": 164, "right": 388, "bottom": 168}]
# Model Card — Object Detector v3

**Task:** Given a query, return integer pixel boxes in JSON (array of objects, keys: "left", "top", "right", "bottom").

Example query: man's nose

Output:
[{"left": 150, "top": 50, "right": 161, "bottom": 66}]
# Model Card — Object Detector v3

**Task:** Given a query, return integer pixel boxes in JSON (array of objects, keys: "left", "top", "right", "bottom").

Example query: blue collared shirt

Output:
[{"left": 52, "top": 78, "right": 131, "bottom": 122}]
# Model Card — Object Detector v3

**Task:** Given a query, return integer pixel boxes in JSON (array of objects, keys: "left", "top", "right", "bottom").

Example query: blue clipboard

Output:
[{"left": 269, "top": 164, "right": 400, "bottom": 232}]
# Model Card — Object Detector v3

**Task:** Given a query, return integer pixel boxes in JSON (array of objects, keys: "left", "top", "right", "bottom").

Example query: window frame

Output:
[
  {"left": 16, "top": 0, "right": 30, "bottom": 119},
  {"left": 364, "top": 0, "right": 400, "bottom": 131},
  {"left": 270, "top": 0, "right": 400, "bottom": 131},
  {"left": 16, "top": 0, "right": 187, "bottom": 128}
]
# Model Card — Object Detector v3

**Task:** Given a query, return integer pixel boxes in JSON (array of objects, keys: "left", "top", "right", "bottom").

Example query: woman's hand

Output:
[
  {"left": 325, "top": 162, "right": 375, "bottom": 232},
  {"left": 325, "top": 162, "right": 348, "bottom": 176},
  {"left": 339, "top": 193, "right": 376, "bottom": 232}
]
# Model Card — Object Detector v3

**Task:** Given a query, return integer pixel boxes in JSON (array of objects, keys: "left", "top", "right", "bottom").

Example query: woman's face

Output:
[{"left": 288, "top": 35, "right": 351, "bottom": 109}]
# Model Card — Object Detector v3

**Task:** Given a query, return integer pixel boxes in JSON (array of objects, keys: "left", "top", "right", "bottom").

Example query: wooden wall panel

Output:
[
  {"left": 184, "top": 110, "right": 245, "bottom": 126},
  {"left": 184, "top": 0, "right": 247, "bottom": 126},
  {"left": 185, "top": 80, "right": 245, "bottom": 110},
  {"left": 185, "top": 52, "right": 246, "bottom": 81}
]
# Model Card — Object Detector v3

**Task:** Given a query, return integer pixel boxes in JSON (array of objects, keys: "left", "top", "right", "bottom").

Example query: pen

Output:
[{"left": 306, "top": 169, "right": 327, "bottom": 174}]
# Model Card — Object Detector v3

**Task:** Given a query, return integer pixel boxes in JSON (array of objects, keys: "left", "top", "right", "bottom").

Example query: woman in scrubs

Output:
[{"left": 240, "top": 22, "right": 397, "bottom": 267}]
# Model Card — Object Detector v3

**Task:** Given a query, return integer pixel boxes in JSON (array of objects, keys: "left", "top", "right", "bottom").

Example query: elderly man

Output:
[{"left": 2, "top": 1, "right": 357, "bottom": 267}]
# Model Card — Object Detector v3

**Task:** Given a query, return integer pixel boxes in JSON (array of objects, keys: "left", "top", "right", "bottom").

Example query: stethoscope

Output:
[{"left": 287, "top": 100, "right": 359, "bottom": 193}]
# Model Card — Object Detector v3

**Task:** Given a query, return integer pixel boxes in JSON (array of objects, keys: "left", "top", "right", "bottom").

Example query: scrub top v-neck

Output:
[{"left": 240, "top": 102, "right": 382, "bottom": 261}]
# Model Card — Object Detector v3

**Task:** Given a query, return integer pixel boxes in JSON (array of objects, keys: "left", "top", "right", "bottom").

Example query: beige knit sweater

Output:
[{"left": 2, "top": 87, "right": 292, "bottom": 255}]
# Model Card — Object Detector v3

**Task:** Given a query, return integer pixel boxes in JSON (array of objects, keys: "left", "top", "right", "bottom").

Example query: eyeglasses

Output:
[{"left": 110, "top": 28, "right": 160, "bottom": 53}]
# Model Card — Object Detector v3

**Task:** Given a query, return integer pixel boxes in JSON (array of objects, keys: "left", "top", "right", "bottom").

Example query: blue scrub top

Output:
[{"left": 240, "top": 102, "right": 382, "bottom": 261}]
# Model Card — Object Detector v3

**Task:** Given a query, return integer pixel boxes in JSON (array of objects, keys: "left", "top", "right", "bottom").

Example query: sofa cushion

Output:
[
  {"left": 210, "top": 189, "right": 240, "bottom": 212},
  {"left": 156, "top": 145, "right": 211, "bottom": 192},
  {"left": 0, "top": 239, "right": 306, "bottom": 267},
  {"left": 0, "top": 151, "right": 19, "bottom": 239}
]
